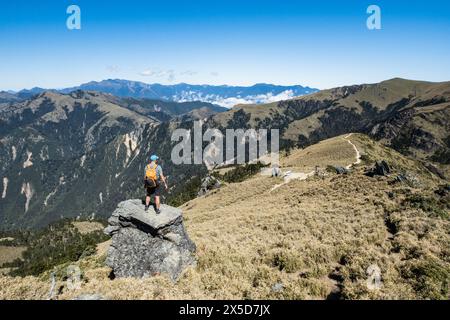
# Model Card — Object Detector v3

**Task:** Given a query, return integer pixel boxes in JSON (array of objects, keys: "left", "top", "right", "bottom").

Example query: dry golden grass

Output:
[
  {"left": 0, "top": 246, "right": 26, "bottom": 265},
  {"left": 0, "top": 275, "right": 51, "bottom": 299},
  {"left": 281, "top": 134, "right": 357, "bottom": 171},
  {"left": 0, "top": 134, "right": 448, "bottom": 300},
  {"left": 96, "top": 239, "right": 112, "bottom": 257},
  {"left": 0, "top": 245, "right": 27, "bottom": 276},
  {"left": 72, "top": 221, "right": 104, "bottom": 235}
]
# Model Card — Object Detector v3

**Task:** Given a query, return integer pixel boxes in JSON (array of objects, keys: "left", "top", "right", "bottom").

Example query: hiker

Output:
[{"left": 144, "top": 155, "right": 168, "bottom": 214}]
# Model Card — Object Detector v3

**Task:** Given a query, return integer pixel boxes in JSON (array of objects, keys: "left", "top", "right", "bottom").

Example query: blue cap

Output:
[{"left": 150, "top": 155, "right": 159, "bottom": 161}]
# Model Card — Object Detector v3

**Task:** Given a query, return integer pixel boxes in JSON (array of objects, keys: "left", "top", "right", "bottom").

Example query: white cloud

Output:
[
  {"left": 139, "top": 69, "right": 153, "bottom": 77},
  {"left": 174, "top": 90, "right": 297, "bottom": 108}
]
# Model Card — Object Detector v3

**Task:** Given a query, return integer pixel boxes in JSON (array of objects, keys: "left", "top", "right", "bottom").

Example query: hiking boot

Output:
[{"left": 156, "top": 208, "right": 161, "bottom": 215}]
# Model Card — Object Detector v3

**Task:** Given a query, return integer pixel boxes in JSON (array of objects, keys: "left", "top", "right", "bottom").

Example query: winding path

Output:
[
  {"left": 269, "top": 134, "right": 361, "bottom": 192},
  {"left": 344, "top": 133, "right": 361, "bottom": 169}
]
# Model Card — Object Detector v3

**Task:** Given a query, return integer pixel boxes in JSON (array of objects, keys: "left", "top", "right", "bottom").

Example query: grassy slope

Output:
[
  {"left": 72, "top": 221, "right": 104, "bottom": 235},
  {"left": 281, "top": 134, "right": 357, "bottom": 170},
  {"left": 0, "top": 246, "right": 26, "bottom": 266},
  {"left": 1, "top": 134, "right": 447, "bottom": 300}
]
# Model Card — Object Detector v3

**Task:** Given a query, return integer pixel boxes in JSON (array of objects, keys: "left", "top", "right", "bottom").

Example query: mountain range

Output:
[
  {"left": 0, "top": 77, "right": 449, "bottom": 300},
  {"left": 0, "top": 78, "right": 448, "bottom": 229},
  {"left": 2, "top": 80, "right": 319, "bottom": 108},
  {"left": 0, "top": 90, "right": 213, "bottom": 228},
  {"left": 210, "top": 78, "right": 450, "bottom": 165}
]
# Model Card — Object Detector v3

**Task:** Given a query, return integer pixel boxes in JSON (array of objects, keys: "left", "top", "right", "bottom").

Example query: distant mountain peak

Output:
[
  {"left": 59, "top": 80, "right": 319, "bottom": 108},
  {"left": 5, "top": 80, "right": 319, "bottom": 108}
]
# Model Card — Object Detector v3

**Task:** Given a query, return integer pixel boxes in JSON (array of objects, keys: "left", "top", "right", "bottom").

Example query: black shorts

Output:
[{"left": 146, "top": 183, "right": 161, "bottom": 197}]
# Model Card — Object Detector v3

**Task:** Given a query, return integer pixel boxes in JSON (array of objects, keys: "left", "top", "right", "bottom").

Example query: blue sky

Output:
[{"left": 1, "top": 0, "right": 449, "bottom": 91}]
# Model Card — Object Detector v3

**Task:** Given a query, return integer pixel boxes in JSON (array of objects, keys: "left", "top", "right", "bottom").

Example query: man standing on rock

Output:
[{"left": 144, "top": 155, "right": 168, "bottom": 214}]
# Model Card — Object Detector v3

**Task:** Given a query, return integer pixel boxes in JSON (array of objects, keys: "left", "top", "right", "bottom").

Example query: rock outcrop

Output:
[
  {"left": 365, "top": 160, "right": 391, "bottom": 177},
  {"left": 331, "top": 166, "right": 349, "bottom": 175},
  {"left": 197, "top": 175, "right": 221, "bottom": 197},
  {"left": 104, "top": 199, "right": 196, "bottom": 281}
]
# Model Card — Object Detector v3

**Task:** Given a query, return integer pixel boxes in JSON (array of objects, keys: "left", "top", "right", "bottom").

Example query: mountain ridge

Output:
[
  {"left": 209, "top": 78, "right": 450, "bottom": 166},
  {"left": 0, "top": 78, "right": 448, "bottom": 229},
  {"left": 2, "top": 80, "right": 319, "bottom": 108}
]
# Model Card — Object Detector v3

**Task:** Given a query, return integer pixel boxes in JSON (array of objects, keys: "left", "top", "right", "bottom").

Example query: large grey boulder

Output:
[{"left": 104, "top": 199, "right": 196, "bottom": 281}]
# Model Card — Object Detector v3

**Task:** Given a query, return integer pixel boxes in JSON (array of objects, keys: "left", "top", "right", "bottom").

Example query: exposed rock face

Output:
[
  {"left": 332, "top": 166, "right": 349, "bottom": 175},
  {"left": 104, "top": 199, "right": 196, "bottom": 281},
  {"left": 197, "top": 175, "right": 221, "bottom": 197},
  {"left": 391, "top": 172, "right": 421, "bottom": 187},
  {"left": 365, "top": 160, "right": 391, "bottom": 177},
  {"left": 423, "top": 163, "right": 447, "bottom": 180}
]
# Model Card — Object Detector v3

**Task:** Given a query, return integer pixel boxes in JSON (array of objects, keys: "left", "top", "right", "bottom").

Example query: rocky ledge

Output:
[{"left": 104, "top": 199, "right": 196, "bottom": 281}]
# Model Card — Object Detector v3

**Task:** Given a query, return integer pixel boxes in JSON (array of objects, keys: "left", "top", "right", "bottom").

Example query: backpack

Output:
[{"left": 144, "top": 163, "right": 158, "bottom": 188}]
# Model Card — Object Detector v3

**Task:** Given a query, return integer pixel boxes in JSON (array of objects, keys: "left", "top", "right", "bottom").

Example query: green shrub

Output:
[
  {"left": 219, "top": 162, "right": 268, "bottom": 183},
  {"left": 3, "top": 219, "right": 108, "bottom": 277},
  {"left": 326, "top": 165, "right": 336, "bottom": 173},
  {"left": 359, "top": 154, "right": 371, "bottom": 163},
  {"left": 401, "top": 260, "right": 450, "bottom": 299},
  {"left": 403, "top": 194, "right": 449, "bottom": 219},
  {"left": 271, "top": 251, "right": 302, "bottom": 273},
  {"left": 167, "top": 176, "right": 203, "bottom": 207}
]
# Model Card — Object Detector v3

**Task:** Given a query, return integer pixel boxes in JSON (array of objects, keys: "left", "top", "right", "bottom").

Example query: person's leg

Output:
[
  {"left": 155, "top": 183, "right": 162, "bottom": 211},
  {"left": 155, "top": 195, "right": 160, "bottom": 210},
  {"left": 145, "top": 181, "right": 151, "bottom": 210}
]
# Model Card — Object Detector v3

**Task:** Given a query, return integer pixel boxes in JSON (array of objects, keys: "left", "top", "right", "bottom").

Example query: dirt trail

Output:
[
  {"left": 344, "top": 133, "right": 361, "bottom": 169},
  {"left": 270, "top": 170, "right": 315, "bottom": 192},
  {"left": 270, "top": 133, "right": 361, "bottom": 192}
]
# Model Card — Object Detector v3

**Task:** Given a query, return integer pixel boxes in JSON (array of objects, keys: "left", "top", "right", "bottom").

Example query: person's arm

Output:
[
  {"left": 159, "top": 167, "right": 168, "bottom": 190},
  {"left": 160, "top": 173, "right": 168, "bottom": 190}
]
